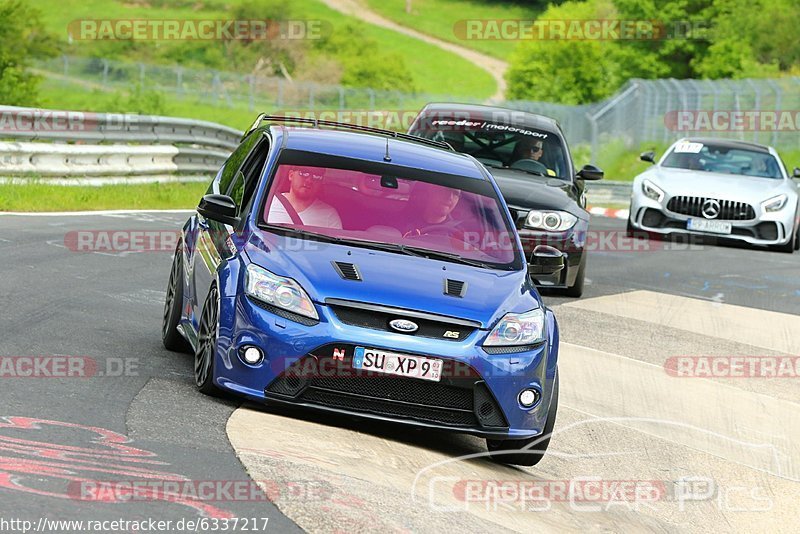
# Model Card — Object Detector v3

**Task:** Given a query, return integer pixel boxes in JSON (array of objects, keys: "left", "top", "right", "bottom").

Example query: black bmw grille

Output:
[
  {"left": 326, "top": 299, "right": 478, "bottom": 342},
  {"left": 667, "top": 196, "right": 755, "bottom": 221},
  {"left": 265, "top": 344, "right": 508, "bottom": 430}
]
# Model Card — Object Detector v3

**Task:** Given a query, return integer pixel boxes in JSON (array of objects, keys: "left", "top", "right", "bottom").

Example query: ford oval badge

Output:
[{"left": 389, "top": 319, "right": 419, "bottom": 333}]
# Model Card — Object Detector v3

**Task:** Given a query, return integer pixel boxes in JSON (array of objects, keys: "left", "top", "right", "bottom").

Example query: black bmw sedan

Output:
[{"left": 409, "top": 103, "right": 603, "bottom": 297}]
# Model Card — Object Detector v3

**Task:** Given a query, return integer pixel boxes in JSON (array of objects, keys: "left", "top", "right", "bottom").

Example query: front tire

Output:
[
  {"left": 195, "top": 284, "right": 221, "bottom": 396},
  {"left": 162, "top": 244, "right": 192, "bottom": 353},
  {"left": 561, "top": 254, "right": 586, "bottom": 298},
  {"left": 770, "top": 220, "right": 797, "bottom": 253},
  {"left": 486, "top": 372, "right": 559, "bottom": 467}
]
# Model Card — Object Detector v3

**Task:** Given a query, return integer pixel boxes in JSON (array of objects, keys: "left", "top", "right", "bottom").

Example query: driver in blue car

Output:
[
  {"left": 267, "top": 166, "right": 342, "bottom": 229},
  {"left": 403, "top": 182, "right": 463, "bottom": 238}
]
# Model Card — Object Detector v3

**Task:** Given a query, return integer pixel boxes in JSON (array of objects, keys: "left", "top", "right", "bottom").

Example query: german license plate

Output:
[
  {"left": 687, "top": 218, "right": 732, "bottom": 234},
  {"left": 353, "top": 347, "right": 442, "bottom": 382}
]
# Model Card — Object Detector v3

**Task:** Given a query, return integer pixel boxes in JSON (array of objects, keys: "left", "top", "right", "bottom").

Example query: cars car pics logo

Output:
[{"left": 389, "top": 319, "right": 419, "bottom": 333}]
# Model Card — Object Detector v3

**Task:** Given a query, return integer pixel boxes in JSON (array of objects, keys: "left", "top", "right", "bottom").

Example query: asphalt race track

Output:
[{"left": 1, "top": 211, "right": 798, "bottom": 533}]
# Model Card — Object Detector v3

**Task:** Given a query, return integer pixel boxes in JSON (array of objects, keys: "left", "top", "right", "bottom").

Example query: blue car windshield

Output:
[
  {"left": 662, "top": 142, "right": 783, "bottom": 179},
  {"left": 260, "top": 151, "right": 523, "bottom": 270}
]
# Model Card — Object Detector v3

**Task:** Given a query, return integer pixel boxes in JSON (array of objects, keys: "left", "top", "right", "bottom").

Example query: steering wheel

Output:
[
  {"left": 416, "top": 223, "right": 458, "bottom": 236},
  {"left": 509, "top": 159, "right": 549, "bottom": 175}
]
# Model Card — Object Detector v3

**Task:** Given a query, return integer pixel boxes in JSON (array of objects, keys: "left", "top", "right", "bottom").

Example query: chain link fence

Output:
[
  {"left": 34, "top": 56, "right": 800, "bottom": 163},
  {"left": 35, "top": 55, "right": 465, "bottom": 113},
  {"left": 506, "top": 78, "right": 800, "bottom": 163}
]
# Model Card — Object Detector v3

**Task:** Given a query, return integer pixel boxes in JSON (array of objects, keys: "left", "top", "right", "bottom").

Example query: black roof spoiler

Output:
[{"left": 241, "top": 113, "right": 454, "bottom": 151}]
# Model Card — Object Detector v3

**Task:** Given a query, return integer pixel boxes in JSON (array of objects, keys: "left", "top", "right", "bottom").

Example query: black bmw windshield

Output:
[{"left": 411, "top": 119, "right": 570, "bottom": 179}]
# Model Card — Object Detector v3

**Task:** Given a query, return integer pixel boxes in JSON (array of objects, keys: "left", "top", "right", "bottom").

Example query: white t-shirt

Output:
[{"left": 267, "top": 194, "right": 343, "bottom": 229}]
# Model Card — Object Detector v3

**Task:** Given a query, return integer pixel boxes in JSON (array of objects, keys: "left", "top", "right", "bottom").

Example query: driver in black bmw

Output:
[
  {"left": 409, "top": 103, "right": 604, "bottom": 297},
  {"left": 511, "top": 137, "right": 556, "bottom": 177}
]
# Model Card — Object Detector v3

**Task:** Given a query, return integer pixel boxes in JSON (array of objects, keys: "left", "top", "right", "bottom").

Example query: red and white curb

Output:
[{"left": 588, "top": 206, "right": 629, "bottom": 220}]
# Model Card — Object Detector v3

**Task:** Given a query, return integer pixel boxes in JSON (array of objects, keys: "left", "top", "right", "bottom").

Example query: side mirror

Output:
[
  {"left": 529, "top": 245, "right": 565, "bottom": 276},
  {"left": 198, "top": 194, "right": 239, "bottom": 226},
  {"left": 793, "top": 167, "right": 800, "bottom": 179},
  {"left": 577, "top": 164, "right": 604, "bottom": 181},
  {"left": 640, "top": 151, "right": 656, "bottom": 164}
]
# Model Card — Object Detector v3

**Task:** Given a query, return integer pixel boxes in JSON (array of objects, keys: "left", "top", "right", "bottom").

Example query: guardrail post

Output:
[
  {"left": 368, "top": 89, "right": 375, "bottom": 111},
  {"left": 309, "top": 83, "right": 315, "bottom": 109},
  {"left": 768, "top": 79, "right": 781, "bottom": 148},
  {"left": 277, "top": 78, "right": 284, "bottom": 108},
  {"left": 176, "top": 67, "right": 183, "bottom": 98},
  {"left": 248, "top": 75, "right": 255, "bottom": 112},
  {"left": 101, "top": 59, "right": 109, "bottom": 87},
  {"left": 62, "top": 55, "right": 69, "bottom": 76},
  {"left": 587, "top": 112, "right": 598, "bottom": 166},
  {"left": 338, "top": 86, "right": 345, "bottom": 110},
  {"left": 139, "top": 63, "right": 146, "bottom": 88}
]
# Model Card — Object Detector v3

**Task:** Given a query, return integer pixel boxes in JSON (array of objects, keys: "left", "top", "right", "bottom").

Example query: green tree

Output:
[
  {"left": 0, "top": 0, "right": 58, "bottom": 105},
  {"left": 506, "top": 0, "right": 665, "bottom": 104},
  {"left": 314, "top": 23, "right": 416, "bottom": 93}
]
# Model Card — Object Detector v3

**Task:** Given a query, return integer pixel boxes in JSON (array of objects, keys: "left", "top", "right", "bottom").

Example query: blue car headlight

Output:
[
  {"left": 245, "top": 264, "right": 318, "bottom": 320},
  {"left": 484, "top": 309, "right": 545, "bottom": 346}
]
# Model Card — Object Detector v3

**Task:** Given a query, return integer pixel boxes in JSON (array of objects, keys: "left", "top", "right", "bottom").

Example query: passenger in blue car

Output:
[{"left": 267, "top": 166, "right": 342, "bottom": 229}]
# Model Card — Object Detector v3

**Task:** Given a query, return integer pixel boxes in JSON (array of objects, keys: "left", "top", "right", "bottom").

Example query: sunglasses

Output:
[{"left": 294, "top": 170, "right": 324, "bottom": 181}]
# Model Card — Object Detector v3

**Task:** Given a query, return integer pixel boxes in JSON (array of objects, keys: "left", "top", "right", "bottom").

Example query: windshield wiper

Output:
[
  {"left": 340, "top": 239, "right": 497, "bottom": 268},
  {"left": 264, "top": 225, "right": 344, "bottom": 244},
  {"left": 262, "top": 228, "right": 500, "bottom": 269},
  {"left": 400, "top": 245, "right": 497, "bottom": 269}
]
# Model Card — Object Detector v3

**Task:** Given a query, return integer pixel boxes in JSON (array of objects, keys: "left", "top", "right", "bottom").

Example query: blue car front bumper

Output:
[{"left": 211, "top": 292, "right": 559, "bottom": 440}]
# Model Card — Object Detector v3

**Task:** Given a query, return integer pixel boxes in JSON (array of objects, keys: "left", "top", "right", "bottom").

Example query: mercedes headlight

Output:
[
  {"left": 525, "top": 210, "right": 578, "bottom": 231},
  {"left": 245, "top": 264, "right": 318, "bottom": 320},
  {"left": 761, "top": 194, "right": 788, "bottom": 213},
  {"left": 642, "top": 179, "right": 665, "bottom": 202},
  {"left": 484, "top": 309, "right": 546, "bottom": 346}
]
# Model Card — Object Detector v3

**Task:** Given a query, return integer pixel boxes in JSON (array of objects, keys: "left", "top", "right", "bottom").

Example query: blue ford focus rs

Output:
[{"left": 162, "top": 115, "right": 562, "bottom": 465}]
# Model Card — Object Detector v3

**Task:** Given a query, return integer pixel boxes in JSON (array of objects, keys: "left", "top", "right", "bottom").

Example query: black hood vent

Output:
[
  {"left": 332, "top": 261, "right": 362, "bottom": 281},
  {"left": 444, "top": 279, "right": 467, "bottom": 297}
]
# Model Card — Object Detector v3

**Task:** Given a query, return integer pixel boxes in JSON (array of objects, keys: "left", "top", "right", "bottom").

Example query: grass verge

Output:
[
  {"left": 0, "top": 181, "right": 208, "bottom": 212},
  {"left": 364, "top": 0, "right": 538, "bottom": 60}
]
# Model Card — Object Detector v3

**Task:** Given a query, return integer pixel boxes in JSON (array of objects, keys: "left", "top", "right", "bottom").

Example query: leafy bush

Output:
[{"left": 0, "top": 0, "right": 58, "bottom": 105}]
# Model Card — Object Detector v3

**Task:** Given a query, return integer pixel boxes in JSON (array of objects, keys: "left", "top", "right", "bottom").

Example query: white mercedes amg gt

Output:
[{"left": 628, "top": 138, "right": 800, "bottom": 253}]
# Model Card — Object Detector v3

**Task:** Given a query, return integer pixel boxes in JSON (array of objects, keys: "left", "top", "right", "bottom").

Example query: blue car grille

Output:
[
  {"left": 265, "top": 344, "right": 508, "bottom": 430},
  {"left": 327, "top": 300, "right": 478, "bottom": 342}
]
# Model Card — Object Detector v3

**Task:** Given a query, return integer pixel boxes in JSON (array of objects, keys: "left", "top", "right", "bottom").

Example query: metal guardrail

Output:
[
  {"left": 0, "top": 104, "right": 634, "bottom": 204},
  {"left": 0, "top": 106, "right": 242, "bottom": 183},
  {"left": 585, "top": 181, "right": 632, "bottom": 206}
]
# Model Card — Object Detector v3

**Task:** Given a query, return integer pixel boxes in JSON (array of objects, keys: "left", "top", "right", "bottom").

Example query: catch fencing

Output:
[{"left": 34, "top": 56, "right": 800, "bottom": 165}]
